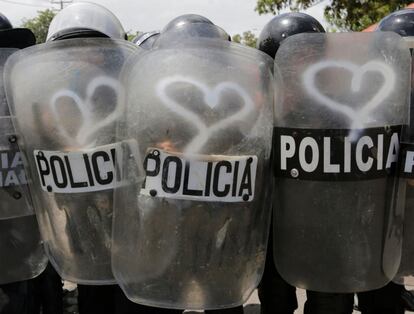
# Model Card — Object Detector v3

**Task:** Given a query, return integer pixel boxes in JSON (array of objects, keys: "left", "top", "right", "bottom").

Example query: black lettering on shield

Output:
[
  {"left": 91, "top": 151, "right": 113, "bottom": 185},
  {"left": 144, "top": 150, "right": 161, "bottom": 177},
  {"left": 213, "top": 161, "right": 231, "bottom": 197},
  {"left": 232, "top": 161, "right": 240, "bottom": 197},
  {"left": 162, "top": 156, "right": 181, "bottom": 193},
  {"left": 50, "top": 156, "right": 68, "bottom": 189},
  {"left": 110, "top": 148, "right": 122, "bottom": 182},
  {"left": 239, "top": 158, "right": 253, "bottom": 197},
  {"left": 204, "top": 162, "right": 213, "bottom": 197},
  {"left": 36, "top": 152, "right": 50, "bottom": 186}
]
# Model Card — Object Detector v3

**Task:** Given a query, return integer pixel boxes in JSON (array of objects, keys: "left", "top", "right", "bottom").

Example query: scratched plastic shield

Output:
[
  {"left": 393, "top": 48, "right": 414, "bottom": 287},
  {"left": 394, "top": 128, "right": 414, "bottom": 286},
  {"left": 0, "top": 48, "right": 47, "bottom": 284},
  {"left": 273, "top": 32, "right": 410, "bottom": 292},
  {"left": 0, "top": 49, "right": 33, "bottom": 220},
  {"left": 5, "top": 38, "right": 138, "bottom": 284},
  {"left": 113, "top": 39, "right": 274, "bottom": 309}
]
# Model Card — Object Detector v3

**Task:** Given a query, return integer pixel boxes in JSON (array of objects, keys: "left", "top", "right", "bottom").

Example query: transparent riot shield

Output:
[
  {"left": 5, "top": 38, "right": 138, "bottom": 284},
  {"left": 0, "top": 48, "right": 47, "bottom": 284},
  {"left": 394, "top": 44, "right": 414, "bottom": 287},
  {"left": 273, "top": 32, "right": 410, "bottom": 292},
  {"left": 394, "top": 126, "right": 414, "bottom": 286},
  {"left": 112, "top": 39, "right": 275, "bottom": 309}
]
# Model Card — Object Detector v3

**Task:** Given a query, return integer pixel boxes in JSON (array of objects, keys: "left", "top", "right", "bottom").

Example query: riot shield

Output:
[
  {"left": 112, "top": 38, "right": 275, "bottom": 309},
  {"left": 394, "top": 126, "right": 414, "bottom": 286},
  {"left": 5, "top": 38, "right": 138, "bottom": 284},
  {"left": 273, "top": 32, "right": 410, "bottom": 292},
  {"left": 0, "top": 49, "right": 33, "bottom": 219},
  {"left": 0, "top": 48, "right": 47, "bottom": 284},
  {"left": 394, "top": 42, "right": 414, "bottom": 287},
  {"left": 0, "top": 216, "right": 47, "bottom": 284}
]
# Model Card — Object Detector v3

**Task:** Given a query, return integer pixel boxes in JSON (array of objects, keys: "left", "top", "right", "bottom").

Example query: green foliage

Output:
[
  {"left": 255, "top": 0, "right": 319, "bottom": 15},
  {"left": 255, "top": 0, "right": 413, "bottom": 31},
  {"left": 127, "top": 31, "right": 143, "bottom": 42},
  {"left": 232, "top": 33, "right": 242, "bottom": 43},
  {"left": 21, "top": 9, "right": 56, "bottom": 44},
  {"left": 232, "top": 30, "right": 258, "bottom": 48}
]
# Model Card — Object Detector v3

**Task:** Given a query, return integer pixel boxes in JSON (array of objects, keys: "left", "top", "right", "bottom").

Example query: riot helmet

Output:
[
  {"left": 46, "top": 2, "right": 126, "bottom": 41},
  {"left": 132, "top": 31, "right": 160, "bottom": 49},
  {"left": 0, "top": 13, "right": 12, "bottom": 30},
  {"left": 257, "top": 12, "right": 325, "bottom": 58},
  {"left": 163, "top": 14, "right": 214, "bottom": 32},
  {"left": 0, "top": 12, "right": 35, "bottom": 48},
  {"left": 377, "top": 10, "right": 414, "bottom": 288},
  {"left": 377, "top": 9, "right": 414, "bottom": 37},
  {"left": 159, "top": 15, "right": 231, "bottom": 45},
  {"left": 163, "top": 22, "right": 230, "bottom": 41},
  {"left": 0, "top": 13, "right": 47, "bottom": 285}
]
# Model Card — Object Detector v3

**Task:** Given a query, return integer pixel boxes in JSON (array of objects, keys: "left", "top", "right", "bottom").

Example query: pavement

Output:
[
  {"left": 3, "top": 282, "right": 408, "bottom": 313},
  {"left": 62, "top": 286, "right": 355, "bottom": 314},
  {"left": 184, "top": 288, "right": 360, "bottom": 313}
]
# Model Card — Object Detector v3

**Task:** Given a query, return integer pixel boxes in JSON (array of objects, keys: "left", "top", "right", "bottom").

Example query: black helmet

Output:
[
  {"left": 162, "top": 14, "right": 230, "bottom": 42},
  {"left": 257, "top": 12, "right": 325, "bottom": 58},
  {"left": 377, "top": 9, "right": 414, "bottom": 37},
  {"left": 0, "top": 13, "right": 12, "bottom": 30},
  {"left": 163, "top": 14, "right": 214, "bottom": 32},
  {"left": 132, "top": 31, "right": 160, "bottom": 49},
  {"left": 0, "top": 12, "right": 35, "bottom": 48}
]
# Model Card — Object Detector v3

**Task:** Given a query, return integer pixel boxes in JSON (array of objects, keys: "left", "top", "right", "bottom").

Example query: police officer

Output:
[
  {"left": 159, "top": 14, "right": 231, "bottom": 43},
  {"left": 0, "top": 12, "right": 59, "bottom": 314},
  {"left": 155, "top": 14, "right": 243, "bottom": 314},
  {"left": 44, "top": 3, "right": 181, "bottom": 314},
  {"left": 0, "top": 12, "right": 35, "bottom": 48},
  {"left": 0, "top": 12, "right": 39, "bottom": 314},
  {"left": 257, "top": 12, "right": 354, "bottom": 314},
  {"left": 114, "top": 14, "right": 265, "bottom": 314},
  {"left": 354, "top": 8, "right": 414, "bottom": 314}
]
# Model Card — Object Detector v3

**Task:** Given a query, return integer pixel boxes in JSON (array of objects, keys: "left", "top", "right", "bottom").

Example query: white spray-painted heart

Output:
[
  {"left": 302, "top": 60, "right": 395, "bottom": 138},
  {"left": 156, "top": 75, "right": 255, "bottom": 153},
  {"left": 50, "top": 76, "right": 124, "bottom": 147}
]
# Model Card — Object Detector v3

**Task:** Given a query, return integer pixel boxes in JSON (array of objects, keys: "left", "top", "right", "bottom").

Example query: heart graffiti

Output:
[
  {"left": 50, "top": 76, "right": 124, "bottom": 147},
  {"left": 156, "top": 75, "right": 255, "bottom": 153},
  {"left": 302, "top": 60, "right": 395, "bottom": 140}
]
